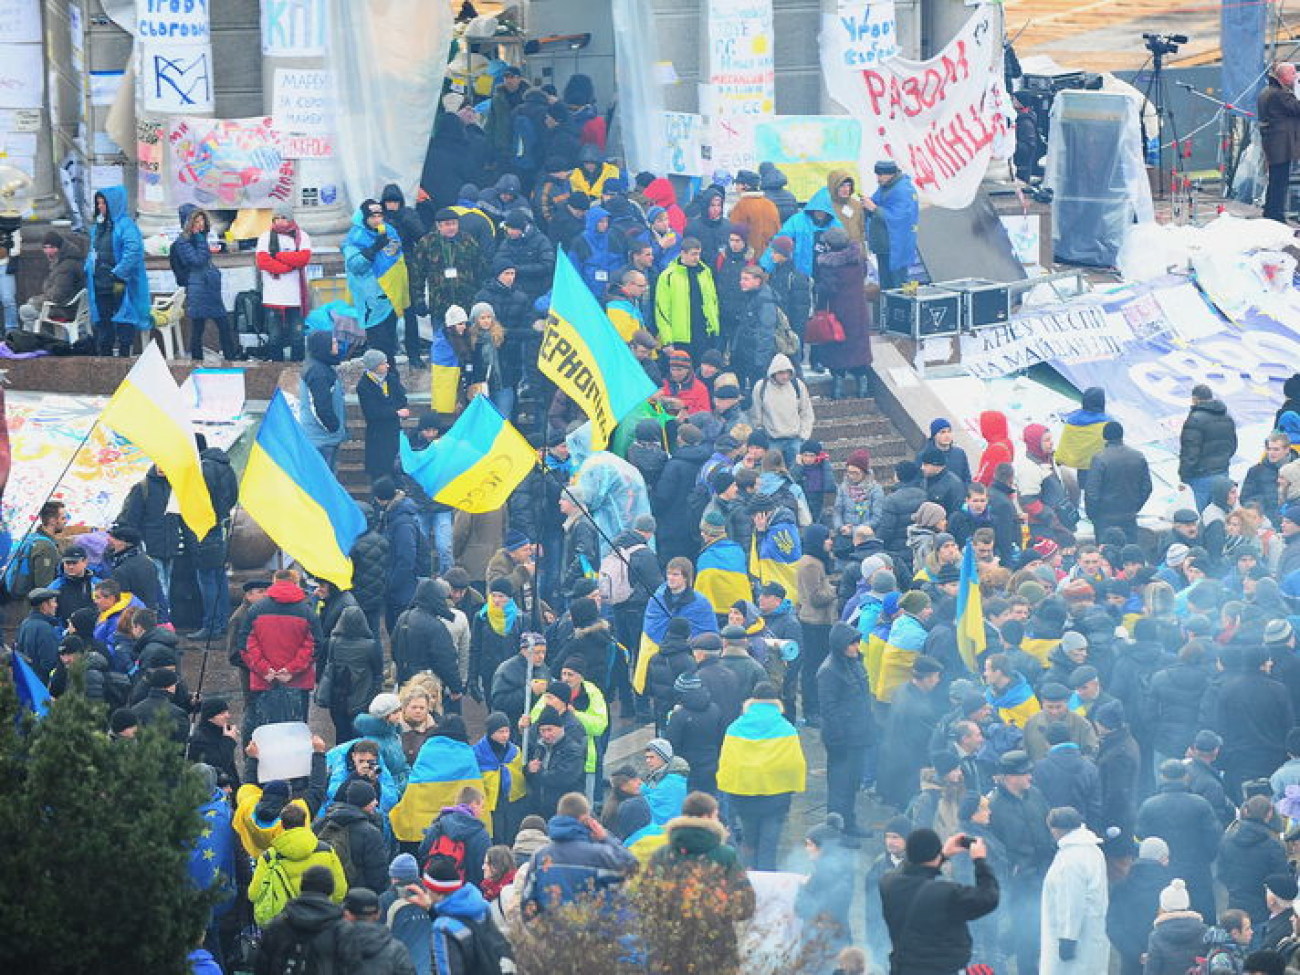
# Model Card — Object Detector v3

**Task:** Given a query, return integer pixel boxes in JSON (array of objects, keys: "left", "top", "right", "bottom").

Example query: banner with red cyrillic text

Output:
[{"left": 821, "top": 2, "right": 1012, "bottom": 209}]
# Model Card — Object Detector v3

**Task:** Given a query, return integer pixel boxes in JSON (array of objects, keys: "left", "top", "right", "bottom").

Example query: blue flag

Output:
[{"left": 11, "top": 650, "right": 51, "bottom": 717}]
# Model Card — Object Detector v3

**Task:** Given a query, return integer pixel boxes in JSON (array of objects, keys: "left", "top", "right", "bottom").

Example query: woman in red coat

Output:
[{"left": 814, "top": 228, "right": 873, "bottom": 399}]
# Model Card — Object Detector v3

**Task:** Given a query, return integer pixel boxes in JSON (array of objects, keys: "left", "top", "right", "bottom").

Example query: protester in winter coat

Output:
[
  {"left": 1179, "top": 384, "right": 1239, "bottom": 510},
  {"left": 570, "top": 205, "right": 625, "bottom": 300},
  {"left": 759, "top": 186, "right": 841, "bottom": 277},
  {"left": 249, "top": 805, "right": 347, "bottom": 925},
  {"left": 655, "top": 242, "right": 720, "bottom": 355},
  {"left": 172, "top": 205, "right": 237, "bottom": 361},
  {"left": 17, "top": 230, "right": 86, "bottom": 332},
  {"left": 750, "top": 353, "right": 814, "bottom": 463},
  {"left": 254, "top": 207, "right": 313, "bottom": 362},
  {"left": 1039, "top": 808, "right": 1109, "bottom": 975},
  {"left": 664, "top": 673, "right": 727, "bottom": 793},
  {"left": 342, "top": 199, "right": 409, "bottom": 363},
  {"left": 320, "top": 606, "right": 381, "bottom": 742},
  {"left": 391, "top": 578, "right": 461, "bottom": 696},
  {"left": 1218, "top": 796, "right": 1292, "bottom": 927},
  {"left": 1055, "top": 386, "right": 1113, "bottom": 474},
  {"left": 866, "top": 160, "right": 919, "bottom": 290},
  {"left": 730, "top": 266, "right": 780, "bottom": 388},
  {"left": 313, "top": 780, "right": 390, "bottom": 894},
  {"left": 817, "top": 623, "right": 873, "bottom": 837},
  {"left": 412, "top": 209, "right": 484, "bottom": 320},
  {"left": 1108, "top": 837, "right": 1174, "bottom": 975},
  {"left": 1085, "top": 422, "right": 1153, "bottom": 544},
  {"left": 1143, "top": 878, "right": 1208, "bottom": 975},
  {"left": 814, "top": 228, "right": 873, "bottom": 397},
  {"left": 298, "top": 330, "right": 346, "bottom": 468},
  {"left": 355, "top": 349, "right": 409, "bottom": 484},
  {"left": 86, "top": 186, "right": 150, "bottom": 357},
  {"left": 238, "top": 570, "right": 324, "bottom": 727},
  {"left": 1136, "top": 760, "right": 1223, "bottom": 921}
]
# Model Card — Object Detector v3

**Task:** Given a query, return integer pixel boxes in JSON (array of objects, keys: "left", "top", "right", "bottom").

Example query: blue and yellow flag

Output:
[
  {"left": 749, "top": 517, "right": 802, "bottom": 601},
  {"left": 716, "top": 701, "right": 807, "bottom": 797},
  {"left": 241, "top": 390, "right": 366, "bottom": 589},
  {"left": 538, "top": 251, "right": 657, "bottom": 450},
  {"left": 631, "top": 588, "right": 718, "bottom": 694},
  {"left": 986, "top": 675, "right": 1041, "bottom": 728},
  {"left": 11, "top": 650, "right": 51, "bottom": 717},
  {"left": 695, "top": 537, "right": 751, "bottom": 615},
  {"left": 429, "top": 329, "right": 463, "bottom": 414},
  {"left": 956, "top": 542, "right": 985, "bottom": 673},
  {"left": 399, "top": 395, "right": 534, "bottom": 514},
  {"left": 389, "top": 736, "right": 490, "bottom": 842}
]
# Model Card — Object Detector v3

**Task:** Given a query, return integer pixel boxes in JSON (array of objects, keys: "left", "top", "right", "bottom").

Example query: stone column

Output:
[{"left": 260, "top": 0, "right": 349, "bottom": 236}]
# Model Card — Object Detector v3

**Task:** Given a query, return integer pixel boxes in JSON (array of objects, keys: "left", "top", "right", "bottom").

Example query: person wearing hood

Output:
[
  {"left": 255, "top": 206, "right": 313, "bottom": 362},
  {"left": 17, "top": 230, "right": 86, "bottom": 332},
  {"left": 380, "top": 183, "right": 430, "bottom": 368},
  {"left": 826, "top": 169, "right": 866, "bottom": 243},
  {"left": 665, "top": 672, "right": 727, "bottom": 793},
  {"left": 298, "top": 329, "right": 346, "bottom": 468},
  {"left": 419, "top": 110, "right": 478, "bottom": 213},
  {"left": 417, "top": 789, "right": 492, "bottom": 889},
  {"left": 568, "top": 144, "right": 620, "bottom": 201},
  {"left": 570, "top": 205, "right": 625, "bottom": 300},
  {"left": 238, "top": 568, "right": 324, "bottom": 727},
  {"left": 751, "top": 353, "right": 814, "bottom": 465},
  {"left": 974, "top": 410, "right": 1015, "bottom": 486},
  {"left": 392, "top": 578, "right": 462, "bottom": 700},
  {"left": 171, "top": 205, "right": 236, "bottom": 361},
  {"left": 252, "top": 864, "right": 345, "bottom": 974},
  {"left": 1018, "top": 423, "right": 1077, "bottom": 543},
  {"left": 480, "top": 172, "right": 534, "bottom": 224},
  {"left": 85, "top": 186, "right": 150, "bottom": 357},
  {"left": 814, "top": 226, "right": 874, "bottom": 397},
  {"left": 343, "top": 198, "right": 409, "bottom": 365},
  {"left": 642, "top": 175, "right": 688, "bottom": 234},
  {"left": 1180, "top": 383, "right": 1240, "bottom": 511},
  {"left": 531, "top": 153, "right": 574, "bottom": 233},
  {"left": 1143, "top": 878, "right": 1208, "bottom": 975},
  {"left": 411, "top": 207, "right": 483, "bottom": 321},
  {"left": 817, "top": 622, "right": 873, "bottom": 838},
  {"left": 685, "top": 185, "right": 730, "bottom": 263},
  {"left": 760, "top": 185, "right": 842, "bottom": 278},
  {"left": 864, "top": 159, "right": 919, "bottom": 291},
  {"left": 372, "top": 476, "right": 429, "bottom": 630},
  {"left": 758, "top": 161, "right": 800, "bottom": 221},
  {"left": 317, "top": 606, "right": 381, "bottom": 742},
  {"left": 1039, "top": 806, "right": 1108, "bottom": 975},
  {"left": 356, "top": 348, "right": 410, "bottom": 484}
]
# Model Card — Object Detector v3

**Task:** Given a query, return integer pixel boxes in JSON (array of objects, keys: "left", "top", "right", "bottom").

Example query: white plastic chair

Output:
[
  {"left": 150, "top": 287, "right": 186, "bottom": 360},
  {"left": 34, "top": 288, "right": 89, "bottom": 344}
]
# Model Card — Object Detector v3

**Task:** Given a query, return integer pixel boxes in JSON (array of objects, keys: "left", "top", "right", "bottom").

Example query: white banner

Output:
[
  {"left": 137, "top": 0, "right": 213, "bottom": 115},
  {"left": 822, "top": 3, "right": 1011, "bottom": 208},
  {"left": 959, "top": 304, "right": 1129, "bottom": 380},
  {"left": 706, "top": 0, "right": 774, "bottom": 171}
]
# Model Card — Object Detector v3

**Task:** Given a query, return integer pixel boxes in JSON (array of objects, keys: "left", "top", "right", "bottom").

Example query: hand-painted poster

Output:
[
  {"left": 822, "top": 3, "right": 1011, "bottom": 208},
  {"left": 137, "top": 0, "right": 214, "bottom": 115},
  {"left": 705, "top": 0, "right": 774, "bottom": 171},
  {"left": 754, "top": 116, "right": 862, "bottom": 201},
  {"left": 167, "top": 116, "right": 295, "bottom": 208}
]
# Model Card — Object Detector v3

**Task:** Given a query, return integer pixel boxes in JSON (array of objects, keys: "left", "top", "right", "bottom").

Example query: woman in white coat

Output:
[{"left": 1040, "top": 806, "right": 1110, "bottom": 975}]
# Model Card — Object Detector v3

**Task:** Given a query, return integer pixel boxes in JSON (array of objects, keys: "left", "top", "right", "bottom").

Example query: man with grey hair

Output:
[{"left": 1259, "top": 60, "right": 1300, "bottom": 223}]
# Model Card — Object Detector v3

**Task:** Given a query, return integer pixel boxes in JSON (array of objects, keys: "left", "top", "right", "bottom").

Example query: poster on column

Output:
[
  {"left": 0, "top": 43, "right": 44, "bottom": 108},
  {"left": 821, "top": 3, "right": 1011, "bottom": 208},
  {"left": 168, "top": 116, "right": 295, "bottom": 208},
  {"left": 754, "top": 116, "right": 862, "bottom": 200},
  {"left": 272, "top": 68, "right": 337, "bottom": 157},
  {"left": 138, "top": 0, "right": 213, "bottom": 115},
  {"left": 661, "top": 112, "right": 705, "bottom": 176},
  {"left": 262, "top": 0, "right": 328, "bottom": 56},
  {"left": 0, "top": 0, "right": 41, "bottom": 43},
  {"left": 706, "top": 0, "right": 774, "bottom": 171}
]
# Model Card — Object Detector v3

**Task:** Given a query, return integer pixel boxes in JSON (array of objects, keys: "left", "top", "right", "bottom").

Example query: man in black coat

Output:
[
  {"left": 1032, "top": 723, "right": 1103, "bottom": 830},
  {"left": 133, "top": 668, "right": 190, "bottom": 745},
  {"left": 1093, "top": 700, "right": 1140, "bottom": 842},
  {"left": 664, "top": 672, "right": 726, "bottom": 793},
  {"left": 691, "top": 632, "right": 744, "bottom": 726},
  {"left": 313, "top": 780, "right": 390, "bottom": 895},
  {"left": 105, "top": 524, "right": 162, "bottom": 611},
  {"left": 525, "top": 706, "right": 587, "bottom": 818},
  {"left": 1257, "top": 60, "right": 1300, "bottom": 222},
  {"left": 1085, "top": 421, "right": 1152, "bottom": 545},
  {"left": 1187, "top": 729, "right": 1236, "bottom": 826},
  {"left": 1106, "top": 837, "right": 1173, "bottom": 975},
  {"left": 490, "top": 632, "right": 551, "bottom": 735},
  {"left": 252, "top": 866, "right": 343, "bottom": 975},
  {"left": 392, "top": 578, "right": 462, "bottom": 697},
  {"left": 1178, "top": 383, "right": 1238, "bottom": 511},
  {"left": 988, "top": 749, "right": 1055, "bottom": 975},
  {"left": 874, "top": 460, "right": 927, "bottom": 554},
  {"left": 652, "top": 428, "right": 712, "bottom": 563},
  {"left": 494, "top": 209, "right": 556, "bottom": 300},
  {"left": 1136, "top": 759, "right": 1222, "bottom": 922},
  {"left": 1218, "top": 795, "right": 1292, "bottom": 928},
  {"left": 918, "top": 447, "right": 966, "bottom": 516},
  {"left": 986, "top": 464, "right": 1022, "bottom": 566},
  {"left": 1261, "top": 873, "right": 1298, "bottom": 952},
  {"left": 880, "top": 654, "right": 944, "bottom": 810},
  {"left": 1217, "top": 646, "right": 1295, "bottom": 800},
  {"left": 879, "top": 827, "right": 999, "bottom": 975},
  {"left": 15, "top": 587, "right": 61, "bottom": 687},
  {"left": 188, "top": 696, "right": 241, "bottom": 786},
  {"left": 817, "top": 622, "right": 873, "bottom": 839}
]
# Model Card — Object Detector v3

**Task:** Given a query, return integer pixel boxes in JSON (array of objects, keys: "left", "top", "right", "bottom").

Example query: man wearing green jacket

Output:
[{"left": 655, "top": 238, "right": 719, "bottom": 357}]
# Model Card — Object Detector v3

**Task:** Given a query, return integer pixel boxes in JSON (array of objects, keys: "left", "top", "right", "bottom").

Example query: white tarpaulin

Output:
[
  {"left": 821, "top": 2, "right": 1012, "bottom": 208},
  {"left": 325, "top": 0, "right": 451, "bottom": 210},
  {"left": 612, "top": 0, "right": 668, "bottom": 174}
]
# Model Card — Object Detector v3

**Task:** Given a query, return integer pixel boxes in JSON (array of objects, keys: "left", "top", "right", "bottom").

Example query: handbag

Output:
[{"left": 805, "top": 308, "right": 845, "bottom": 344}]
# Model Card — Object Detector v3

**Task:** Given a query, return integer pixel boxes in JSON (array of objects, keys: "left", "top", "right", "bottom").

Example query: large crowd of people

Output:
[{"left": 13, "top": 64, "right": 1300, "bottom": 975}]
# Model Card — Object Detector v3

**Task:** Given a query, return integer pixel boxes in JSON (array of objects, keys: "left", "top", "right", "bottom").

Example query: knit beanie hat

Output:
[{"left": 1159, "top": 878, "right": 1190, "bottom": 912}]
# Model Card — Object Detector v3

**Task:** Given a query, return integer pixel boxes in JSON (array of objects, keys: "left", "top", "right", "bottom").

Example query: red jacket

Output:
[
  {"left": 241, "top": 580, "right": 322, "bottom": 691},
  {"left": 659, "top": 374, "right": 713, "bottom": 416}
]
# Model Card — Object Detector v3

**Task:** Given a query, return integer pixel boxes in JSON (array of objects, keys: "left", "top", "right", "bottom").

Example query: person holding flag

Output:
[
  {"left": 343, "top": 199, "right": 409, "bottom": 366},
  {"left": 955, "top": 540, "right": 987, "bottom": 678}
]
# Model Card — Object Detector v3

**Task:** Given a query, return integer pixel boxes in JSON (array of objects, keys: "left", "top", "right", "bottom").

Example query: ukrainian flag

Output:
[
  {"left": 716, "top": 701, "right": 807, "bottom": 796},
  {"left": 429, "top": 329, "right": 462, "bottom": 414},
  {"left": 1019, "top": 636, "right": 1058, "bottom": 666},
  {"left": 876, "top": 614, "right": 927, "bottom": 703},
  {"left": 240, "top": 390, "right": 366, "bottom": 589},
  {"left": 100, "top": 342, "right": 215, "bottom": 539},
  {"left": 1055, "top": 409, "right": 1110, "bottom": 469},
  {"left": 389, "top": 736, "right": 490, "bottom": 842},
  {"left": 399, "top": 395, "right": 534, "bottom": 514},
  {"left": 631, "top": 586, "right": 718, "bottom": 693},
  {"left": 986, "top": 675, "right": 1041, "bottom": 728},
  {"left": 472, "top": 736, "right": 526, "bottom": 811},
  {"left": 749, "top": 518, "right": 802, "bottom": 601},
  {"left": 372, "top": 228, "right": 410, "bottom": 317},
  {"left": 538, "top": 252, "right": 657, "bottom": 450},
  {"left": 695, "top": 537, "right": 751, "bottom": 615},
  {"left": 955, "top": 542, "right": 985, "bottom": 673},
  {"left": 11, "top": 650, "right": 51, "bottom": 717}
]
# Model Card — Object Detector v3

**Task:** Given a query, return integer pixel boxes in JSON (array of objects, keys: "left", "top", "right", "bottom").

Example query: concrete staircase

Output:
[{"left": 333, "top": 367, "right": 917, "bottom": 501}]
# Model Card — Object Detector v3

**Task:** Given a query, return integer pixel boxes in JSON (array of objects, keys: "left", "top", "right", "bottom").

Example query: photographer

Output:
[{"left": 879, "top": 827, "right": 1000, "bottom": 975}]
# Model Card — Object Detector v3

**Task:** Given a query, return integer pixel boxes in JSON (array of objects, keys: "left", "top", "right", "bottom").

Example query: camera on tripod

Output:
[{"left": 1143, "top": 32, "right": 1188, "bottom": 57}]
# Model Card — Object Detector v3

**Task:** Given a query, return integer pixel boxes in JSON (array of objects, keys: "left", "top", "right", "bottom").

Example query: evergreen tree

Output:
[{"left": 0, "top": 666, "right": 216, "bottom": 974}]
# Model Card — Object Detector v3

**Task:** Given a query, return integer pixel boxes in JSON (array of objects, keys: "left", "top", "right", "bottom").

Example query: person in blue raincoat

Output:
[
  {"left": 342, "top": 199, "right": 409, "bottom": 366},
  {"left": 85, "top": 186, "right": 150, "bottom": 357},
  {"left": 569, "top": 205, "right": 625, "bottom": 299},
  {"left": 759, "top": 187, "right": 842, "bottom": 278},
  {"left": 864, "top": 159, "right": 919, "bottom": 291}
]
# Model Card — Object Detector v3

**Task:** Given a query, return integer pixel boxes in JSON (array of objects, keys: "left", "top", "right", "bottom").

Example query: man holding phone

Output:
[{"left": 879, "top": 827, "right": 1000, "bottom": 975}]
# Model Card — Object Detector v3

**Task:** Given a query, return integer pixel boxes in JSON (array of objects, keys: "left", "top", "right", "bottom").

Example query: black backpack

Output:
[{"left": 441, "top": 913, "right": 513, "bottom": 975}]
